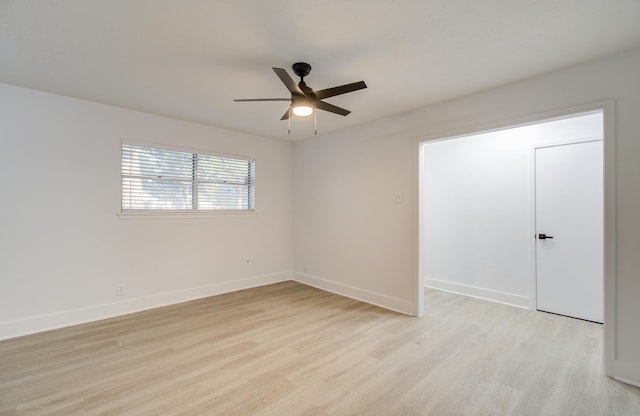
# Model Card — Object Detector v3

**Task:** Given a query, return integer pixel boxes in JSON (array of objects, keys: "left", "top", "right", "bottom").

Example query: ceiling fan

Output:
[{"left": 234, "top": 62, "right": 367, "bottom": 121}]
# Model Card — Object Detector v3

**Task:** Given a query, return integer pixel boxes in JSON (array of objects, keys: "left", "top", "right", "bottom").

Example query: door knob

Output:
[{"left": 538, "top": 233, "right": 554, "bottom": 240}]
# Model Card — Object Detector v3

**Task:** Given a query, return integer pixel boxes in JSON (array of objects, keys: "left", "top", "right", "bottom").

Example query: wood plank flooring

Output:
[{"left": 1, "top": 281, "right": 639, "bottom": 415}]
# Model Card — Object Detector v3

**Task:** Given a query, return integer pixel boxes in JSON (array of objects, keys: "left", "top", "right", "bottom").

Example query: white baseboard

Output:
[
  {"left": 424, "top": 277, "right": 530, "bottom": 309},
  {"left": 614, "top": 359, "right": 640, "bottom": 388},
  {"left": 293, "top": 272, "right": 414, "bottom": 315},
  {"left": 0, "top": 271, "right": 292, "bottom": 341}
]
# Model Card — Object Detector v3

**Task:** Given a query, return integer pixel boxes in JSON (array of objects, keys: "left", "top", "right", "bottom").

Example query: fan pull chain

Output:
[
  {"left": 314, "top": 110, "right": 317, "bottom": 135},
  {"left": 288, "top": 107, "right": 291, "bottom": 135}
]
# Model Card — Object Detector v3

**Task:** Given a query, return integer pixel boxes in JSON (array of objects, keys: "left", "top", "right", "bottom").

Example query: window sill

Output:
[{"left": 116, "top": 210, "right": 259, "bottom": 220}]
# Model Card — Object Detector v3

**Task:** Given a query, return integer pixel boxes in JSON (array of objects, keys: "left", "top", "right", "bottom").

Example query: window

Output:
[{"left": 121, "top": 143, "right": 255, "bottom": 212}]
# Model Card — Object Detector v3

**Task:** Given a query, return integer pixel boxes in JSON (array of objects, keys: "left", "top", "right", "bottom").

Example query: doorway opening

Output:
[{"left": 417, "top": 105, "right": 614, "bottom": 374}]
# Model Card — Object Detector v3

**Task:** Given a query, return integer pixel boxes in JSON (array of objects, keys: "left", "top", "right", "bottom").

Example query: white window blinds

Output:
[{"left": 121, "top": 143, "right": 255, "bottom": 211}]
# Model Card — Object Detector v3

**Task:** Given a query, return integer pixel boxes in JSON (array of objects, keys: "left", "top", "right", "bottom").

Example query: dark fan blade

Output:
[
  {"left": 280, "top": 108, "right": 292, "bottom": 121},
  {"left": 273, "top": 67, "right": 304, "bottom": 95},
  {"left": 314, "top": 81, "right": 367, "bottom": 100},
  {"left": 234, "top": 98, "right": 290, "bottom": 102},
  {"left": 314, "top": 100, "right": 351, "bottom": 116}
]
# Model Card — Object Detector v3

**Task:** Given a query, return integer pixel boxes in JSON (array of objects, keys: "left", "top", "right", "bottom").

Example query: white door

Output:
[{"left": 535, "top": 139, "right": 603, "bottom": 323}]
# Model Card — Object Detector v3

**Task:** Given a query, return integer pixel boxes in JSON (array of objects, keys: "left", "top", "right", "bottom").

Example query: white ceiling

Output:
[{"left": 2, "top": 0, "right": 640, "bottom": 141}]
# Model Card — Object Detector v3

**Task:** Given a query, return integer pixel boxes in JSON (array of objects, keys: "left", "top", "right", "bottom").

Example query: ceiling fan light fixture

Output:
[
  {"left": 233, "top": 62, "right": 367, "bottom": 126},
  {"left": 292, "top": 104, "right": 313, "bottom": 117}
]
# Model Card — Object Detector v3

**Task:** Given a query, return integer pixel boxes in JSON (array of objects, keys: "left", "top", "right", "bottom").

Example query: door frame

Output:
[
  {"left": 416, "top": 100, "right": 616, "bottom": 376},
  {"left": 529, "top": 135, "right": 604, "bottom": 319}
]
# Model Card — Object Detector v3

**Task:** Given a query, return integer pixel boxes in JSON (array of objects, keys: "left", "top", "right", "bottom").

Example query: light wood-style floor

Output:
[{"left": 1, "top": 282, "right": 639, "bottom": 415}]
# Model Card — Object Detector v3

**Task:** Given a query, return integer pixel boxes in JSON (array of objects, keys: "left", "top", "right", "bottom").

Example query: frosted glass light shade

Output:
[{"left": 292, "top": 105, "right": 313, "bottom": 116}]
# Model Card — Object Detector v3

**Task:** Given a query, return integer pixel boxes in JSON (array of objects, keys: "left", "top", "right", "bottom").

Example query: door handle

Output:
[{"left": 538, "top": 233, "right": 554, "bottom": 240}]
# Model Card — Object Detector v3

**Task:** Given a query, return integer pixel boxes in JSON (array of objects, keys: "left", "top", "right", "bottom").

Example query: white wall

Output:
[
  {"left": 293, "top": 47, "right": 640, "bottom": 385},
  {"left": 292, "top": 117, "right": 417, "bottom": 313},
  {"left": 0, "top": 83, "right": 293, "bottom": 340},
  {"left": 421, "top": 113, "right": 602, "bottom": 308}
]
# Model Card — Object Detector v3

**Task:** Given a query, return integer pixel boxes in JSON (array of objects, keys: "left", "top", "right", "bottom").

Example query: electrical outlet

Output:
[
  {"left": 392, "top": 193, "right": 404, "bottom": 204},
  {"left": 116, "top": 285, "right": 126, "bottom": 296}
]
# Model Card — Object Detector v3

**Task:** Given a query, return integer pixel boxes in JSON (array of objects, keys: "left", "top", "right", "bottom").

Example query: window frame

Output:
[{"left": 120, "top": 141, "right": 256, "bottom": 217}]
